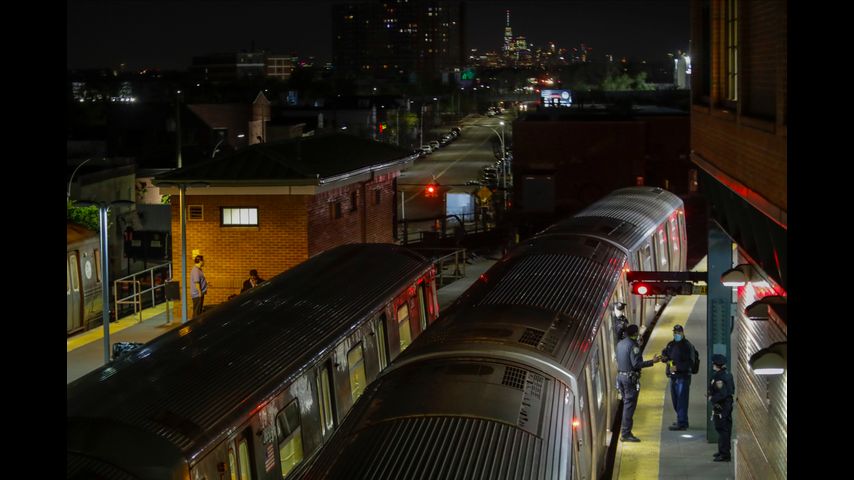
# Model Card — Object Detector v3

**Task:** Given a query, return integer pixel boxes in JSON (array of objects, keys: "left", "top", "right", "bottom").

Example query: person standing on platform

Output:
[
  {"left": 708, "top": 354, "right": 735, "bottom": 462},
  {"left": 616, "top": 324, "right": 662, "bottom": 442},
  {"left": 660, "top": 324, "right": 699, "bottom": 430},
  {"left": 241, "top": 269, "right": 265, "bottom": 293},
  {"left": 190, "top": 255, "right": 208, "bottom": 318},
  {"left": 613, "top": 302, "right": 630, "bottom": 343}
]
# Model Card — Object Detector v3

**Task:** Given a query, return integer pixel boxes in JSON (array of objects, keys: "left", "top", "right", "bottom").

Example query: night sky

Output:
[{"left": 67, "top": 0, "right": 690, "bottom": 71}]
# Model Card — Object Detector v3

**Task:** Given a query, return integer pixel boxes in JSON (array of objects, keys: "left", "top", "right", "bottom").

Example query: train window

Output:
[
  {"left": 94, "top": 249, "right": 101, "bottom": 282},
  {"left": 397, "top": 304, "right": 412, "bottom": 351},
  {"left": 375, "top": 315, "right": 388, "bottom": 370},
  {"left": 417, "top": 284, "right": 427, "bottom": 332},
  {"left": 228, "top": 447, "right": 238, "bottom": 480},
  {"left": 637, "top": 244, "right": 653, "bottom": 272},
  {"left": 69, "top": 255, "right": 80, "bottom": 292},
  {"left": 317, "top": 363, "right": 335, "bottom": 436},
  {"left": 276, "top": 400, "right": 304, "bottom": 478},
  {"left": 669, "top": 217, "right": 681, "bottom": 268},
  {"left": 656, "top": 228, "right": 669, "bottom": 269},
  {"left": 238, "top": 438, "right": 252, "bottom": 480},
  {"left": 591, "top": 344, "right": 604, "bottom": 410},
  {"left": 347, "top": 343, "right": 367, "bottom": 401}
]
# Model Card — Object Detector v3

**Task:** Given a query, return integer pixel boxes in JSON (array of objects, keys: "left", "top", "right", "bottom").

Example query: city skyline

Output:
[{"left": 68, "top": 0, "right": 690, "bottom": 71}]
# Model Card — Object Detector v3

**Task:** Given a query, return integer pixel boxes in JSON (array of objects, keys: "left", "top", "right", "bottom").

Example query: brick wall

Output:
[
  {"left": 169, "top": 194, "right": 309, "bottom": 314},
  {"left": 691, "top": 0, "right": 787, "bottom": 213},
  {"left": 307, "top": 173, "right": 397, "bottom": 256}
]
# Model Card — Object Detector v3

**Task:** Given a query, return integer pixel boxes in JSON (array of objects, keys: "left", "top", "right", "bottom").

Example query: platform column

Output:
[{"left": 706, "top": 220, "right": 734, "bottom": 442}]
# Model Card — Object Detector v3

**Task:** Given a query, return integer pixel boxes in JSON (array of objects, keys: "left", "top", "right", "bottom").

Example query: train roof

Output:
[
  {"left": 413, "top": 234, "right": 625, "bottom": 374},
  {"left": 541, "top": 187, "right": 683, "bottom": 252},
  {"left": 67, "top": 244, "right": 432, "bottom": 467}
]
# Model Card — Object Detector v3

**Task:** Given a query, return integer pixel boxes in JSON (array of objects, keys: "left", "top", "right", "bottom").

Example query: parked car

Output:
[
  {"left": 420, "top": 145, "right": 433, "bottom": 155},
  {"left": 429, "top": 140, "right": 440, "bottom": 150}
]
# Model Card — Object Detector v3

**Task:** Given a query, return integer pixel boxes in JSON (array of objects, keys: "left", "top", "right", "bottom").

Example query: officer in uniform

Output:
[
  {"left": 616, "top": 324, "right": 661, "bottom": 442},
  {"left": 612, "top": 302, "right": 630, "bottom": 346},
  {"left": 708, "top": 354, "right": 735, "bottom": 462}
]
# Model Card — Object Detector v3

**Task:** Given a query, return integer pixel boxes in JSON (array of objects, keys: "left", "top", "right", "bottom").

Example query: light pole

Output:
[
  {"left": 67, "top": 158, "right": 92, "bottom": 203},
  {"left": 76, "top": 199, "right": 134, "bottom": 364},
  {"left": 471, "top": 121, "right": 508, "bottom": 208}
]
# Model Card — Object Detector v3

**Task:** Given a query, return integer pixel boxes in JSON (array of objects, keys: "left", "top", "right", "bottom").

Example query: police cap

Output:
[
  {"left": 673, "top": 324, "right": 684, "bottom": 332},
  {"left": 626, "top": 324, "right": 639, "bottom": 337},
  {"left": 712, "top": 354, "right": 727, "bottom": 366}
]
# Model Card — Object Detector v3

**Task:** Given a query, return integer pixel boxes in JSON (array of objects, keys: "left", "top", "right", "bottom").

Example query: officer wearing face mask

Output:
[
  {"left": 660, "top": 324, "right": 698, "bottom": 430},
  {"left": 616, "top": 324, "right": 662, "bottom": 442},
  {"left": 708, "top": 354, "right": 735, "bottom": 462}
]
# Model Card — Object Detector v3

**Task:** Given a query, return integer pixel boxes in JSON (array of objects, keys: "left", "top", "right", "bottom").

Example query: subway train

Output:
[
  {"left": 301, "top": 187, "right": 687, "bottom": 480},
  {"left": 67, "top": 244, "right": 439, "bottom": 480},
  {"left": 67, "top": 221, "right": 104, "bottom": 335}
]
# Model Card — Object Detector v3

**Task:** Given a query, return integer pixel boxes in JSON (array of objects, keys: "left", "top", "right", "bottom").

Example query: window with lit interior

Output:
[
  {"left": 221, "top": 207, "right": 258, "bottom": 226},
  {"left": 276, "top": 400, "right": 303, "bottom": 478}
]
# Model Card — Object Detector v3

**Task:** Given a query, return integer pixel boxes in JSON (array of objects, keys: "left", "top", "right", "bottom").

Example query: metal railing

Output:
[
  {"left": 113, "top": 263, "right": 172, "bottom": 322},
  {"left": 397, "top": 212, "right": 496, "bottom": 246}
]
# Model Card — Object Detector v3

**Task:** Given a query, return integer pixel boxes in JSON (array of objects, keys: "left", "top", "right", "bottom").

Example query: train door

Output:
[
  {"left": 396, "top": 303, "right": 412, "bottom": 352},
  {"left": 227, "top": 427, "right": 256, "bottom": 480},
  {"left": 275, "top": 400, "right": 304, "bottom": 479},
  {"left": 315, "top": 361, "right": 336, "bottom": 440},
  {"left": 668, "top": 215, "right": 682, "bottom": 271},
  {"left": 417, "top": 284, "right": 427, "bottom": 333},
  {"left": 67, "top": 251, "right": 82, "bottom": 333},
  {"left": 635, "top": 243, "right": 654, "bottom": 326},
  {"left": 574, "top": 383, "right": 594, "bottom": 480},
  {"left": 374, "top": 314, "right": 389, "bottom": 371},
  {"left": 654, "top": 225, "right": 670, "bottom": 272}
]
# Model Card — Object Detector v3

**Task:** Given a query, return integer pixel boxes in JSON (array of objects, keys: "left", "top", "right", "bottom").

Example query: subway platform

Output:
[
  {"left": 67, "top": 254, "right": 498, "bottom": 385},
  {"left": 613, "top": 258, "right": 735, "bottom": 480}
]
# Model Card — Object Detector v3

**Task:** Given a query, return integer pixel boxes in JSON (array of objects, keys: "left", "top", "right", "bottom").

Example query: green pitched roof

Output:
[{"left": 153, "top": 134, "right": 413, "bottom": 186}]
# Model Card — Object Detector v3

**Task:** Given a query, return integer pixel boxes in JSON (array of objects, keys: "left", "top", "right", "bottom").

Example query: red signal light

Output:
[{"left": 425, "top": 183, "right": 439, "bottom": 198}]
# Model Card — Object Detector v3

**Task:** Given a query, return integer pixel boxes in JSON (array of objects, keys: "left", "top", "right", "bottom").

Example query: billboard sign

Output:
[{"left": 540, "top": 89, "right": 572, "bottom": 108}]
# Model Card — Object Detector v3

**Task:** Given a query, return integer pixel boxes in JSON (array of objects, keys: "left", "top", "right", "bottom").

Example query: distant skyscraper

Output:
[
  {"left": 333, "top": 0, "right": 464, "bottom": 82},
  {"left": 503, "top": 10, "right": 514, "bottom": 54}
]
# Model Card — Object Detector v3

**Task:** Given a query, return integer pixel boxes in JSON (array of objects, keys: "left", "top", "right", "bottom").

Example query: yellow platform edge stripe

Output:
[{"left": 66, "top": 303, "right": 169, "bottom": 353}]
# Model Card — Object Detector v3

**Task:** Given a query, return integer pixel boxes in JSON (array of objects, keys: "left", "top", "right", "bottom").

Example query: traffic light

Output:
[
  {"left": 424, "top": 183, "right": 439, "bottom": 198},
  {"left": 630, "top": 281, "right": 694, "bottom": 296}
]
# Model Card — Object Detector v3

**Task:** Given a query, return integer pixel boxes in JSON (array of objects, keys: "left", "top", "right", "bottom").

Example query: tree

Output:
[{"left": 67, "top": 200, "right": 100, "bottom": 232}]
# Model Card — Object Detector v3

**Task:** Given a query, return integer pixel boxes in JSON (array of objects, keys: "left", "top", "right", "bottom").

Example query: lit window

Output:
[
  {"left": 397, "top": 304, "right": 411, "bottom": 351},
  {"left": 276, "top": 401, "right": 304, "bottom": 478},
  {"left": 725, "top": 0, "right": 739, "bottom": 102},
  {"left": 221, "top": 207, "right": 258, "bottom": 226},
  {"left": 348, "top": 343, "right": 367, "bottom": 401}
]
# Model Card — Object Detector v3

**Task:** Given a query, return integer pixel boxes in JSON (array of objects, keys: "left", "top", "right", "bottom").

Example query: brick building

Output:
[
  {"left": 512, "top": 107, "right": 691, "bottom": 228},
  {"left": 691, "top": 1, "right": 787, "bottom": 478},
  {"left": 153, "top": 133, "right": 416, "bottom": 312}
]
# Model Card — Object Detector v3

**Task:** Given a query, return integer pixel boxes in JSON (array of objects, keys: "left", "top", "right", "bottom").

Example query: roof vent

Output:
[
  {"left": 518, "top": 328, "right": 545, "bottom": 346},
  {"left": 502, "top": 366, "right": 527, "bottom": 390}
]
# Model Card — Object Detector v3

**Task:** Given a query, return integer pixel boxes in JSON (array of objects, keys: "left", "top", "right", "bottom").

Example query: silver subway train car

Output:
[
  {"left": 302, "top": 187, "right": 687, "bottom": 480},
  {"left": 67, "top": 244, "right": 439, "bottom": 480}
]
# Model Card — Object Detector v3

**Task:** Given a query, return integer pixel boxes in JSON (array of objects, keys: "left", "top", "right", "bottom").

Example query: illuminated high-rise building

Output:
[
  {"left": 503, "top": 9, "right": 513, "bottom": 54},
  {"left": 333, "top": 0, "right": 464, "bottom": 82}
]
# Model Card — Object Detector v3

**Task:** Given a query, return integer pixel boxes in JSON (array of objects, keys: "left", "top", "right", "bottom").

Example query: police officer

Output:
[
  {"left": 660, "top": 324, "right": 697, "bottom": 430},
  {"left": 708, "top": 354, "right": 735, "bottom": 462},
  {"left": 613, "top": 302, "right": 630, "bottom": 345},
  {"left": 616, "top": 324, "right": 661, "bottom": 442}
]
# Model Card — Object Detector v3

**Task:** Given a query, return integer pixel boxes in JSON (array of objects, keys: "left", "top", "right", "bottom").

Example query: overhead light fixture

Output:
[
  {"left": 721, "top": 264, "right": 752, "bottom": 287},
  {"left": 749, "top": 342, "right": 787, "bottom": 375},
  {"left": 745, "top": 295, "right": 786, "bottom": 320}
]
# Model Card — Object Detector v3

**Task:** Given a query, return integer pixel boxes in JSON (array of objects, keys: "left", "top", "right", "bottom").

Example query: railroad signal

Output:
[
  {"left": 424, "top": 183, "right": 439, "bottom": 198},
  {"left": 630, "top": 280, "right": 694, "bottom": 296}
]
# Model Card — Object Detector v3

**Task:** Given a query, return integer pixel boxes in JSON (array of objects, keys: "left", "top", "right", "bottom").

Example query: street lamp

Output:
[
  {"left": 76, "top": 199, "right": 134, "bottom": 364},
  {"left": 67, "top": 158, "right": 92, "bottom": 203}
]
